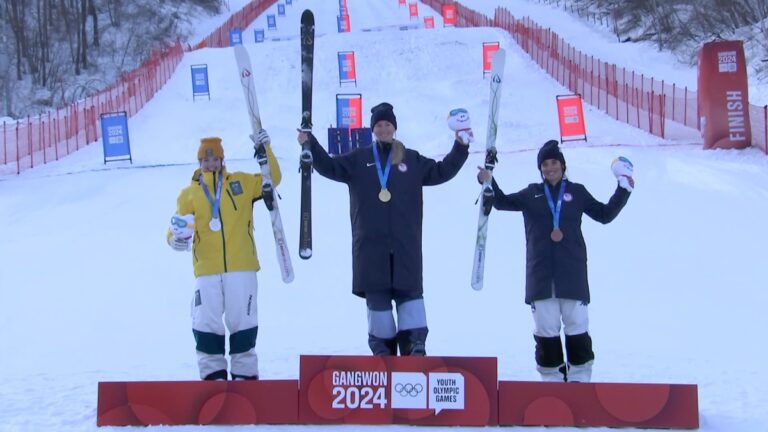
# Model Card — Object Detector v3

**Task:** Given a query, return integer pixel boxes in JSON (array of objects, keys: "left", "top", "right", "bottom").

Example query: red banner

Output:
[
  {"left": 424, "top": 16, "right": 435, "bottom": 29},
  {"left": 299, "top": 355, "right": 497, "bottom": 426},
  {"left": 698, "top": 40, "right": 752, "bottom": 149},
  {"left": 408, "top": 2, "right": 419, "bottom": 18},
  {"left": 442, "top": 4, "right": 457, "bottom": 26},
  {"left": 482, "top": 42, "right": 500, "bottom": 74},
  {"left": 498, "top": 381, "right": 699, "bottom": 429},
  {"left": 556, "top": 94, "right": 587, "bottom": 142},
  {"left": 97, "top": 380, "right": 298, "bottom": 426},
  {"left": 398, "top": 0, "right": 406, "bottom": 5}
]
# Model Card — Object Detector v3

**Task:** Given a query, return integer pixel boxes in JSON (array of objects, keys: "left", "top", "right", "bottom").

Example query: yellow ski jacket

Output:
[{"left": 168, "top": 145, "right": 281, "bottom": 277}]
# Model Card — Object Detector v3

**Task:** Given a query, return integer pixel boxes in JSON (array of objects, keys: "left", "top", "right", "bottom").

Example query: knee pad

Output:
[
  {"left": 565, "top": 332, "right": 595, "bottom": 365},
  {"left": 533, "top": 335, "right": 564, "bottom": 368}
]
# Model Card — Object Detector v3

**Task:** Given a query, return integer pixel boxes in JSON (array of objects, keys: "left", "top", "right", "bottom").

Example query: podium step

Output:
[
  {"left": 97, "top": 380, "right": 298, "bottom": 426},
  {"left": 498, "top": 381, "right": 699, "bottom": 429}
]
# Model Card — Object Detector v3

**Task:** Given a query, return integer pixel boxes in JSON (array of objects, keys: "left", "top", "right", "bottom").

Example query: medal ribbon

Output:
[
  {"left": 199, "top": 171, "right": 223, "bottom": 221},
  {"left": 372, "top": 141, "right": 393, "bottom": 191},
  {"left": 543, "top": 180, "right": 566, "bottom": 230}
]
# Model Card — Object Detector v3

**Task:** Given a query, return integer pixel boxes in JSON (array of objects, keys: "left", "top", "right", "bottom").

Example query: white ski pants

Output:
[
  {"left": 192, "top": 271, "right": 259, "bottom": 379},
  {"left": 531, "top": 297, "right": 593, "bottom": 382}
]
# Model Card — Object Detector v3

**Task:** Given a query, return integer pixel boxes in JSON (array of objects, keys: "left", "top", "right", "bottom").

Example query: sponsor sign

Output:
[
  {"left": 337, "top": 51, "right": 357, "bottom": 85},
  {"left": 190, "top": 64, "right": 210, "bottom": 100},
  {"left": 298, "top": 355, "right": 497, "bottom": 426},
  {"left": 482, "top": 42, "right": 500, "bottom": 76},
  {"left": 100, "top": 112, "right": 132, "bottom": 163},
  {"left": 556, "top": 94, "right": 587, "bottom": 142},
  {"left": 229, "top": 28, "right": 242, "bottom": 46},
  {"left": 336, "top": 94, "right": 363, "bottom": 129}
]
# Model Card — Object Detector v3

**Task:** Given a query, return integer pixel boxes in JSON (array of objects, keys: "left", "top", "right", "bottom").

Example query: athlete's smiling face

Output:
[
  {"left": 540, "top": 159, "right": 564, "bottom": 185},
  {"left": 373, "top": 120, "right": 395, "bottom": 143},
  {"left": 201, "top": 156, "right": 223, "bottom": 173}
]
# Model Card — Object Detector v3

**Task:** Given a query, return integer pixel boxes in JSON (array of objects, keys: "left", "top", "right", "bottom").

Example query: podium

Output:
[{"left": 97, "top": 355, "right": 698, "bottom": 428}]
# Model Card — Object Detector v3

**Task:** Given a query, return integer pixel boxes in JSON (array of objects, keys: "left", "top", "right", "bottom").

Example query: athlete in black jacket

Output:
[
  {"left": 478, "top": 140, "right": 633, "bottom": 382},
  {"left": 299, "top": 102, "right": 470, "bottom": 356}
]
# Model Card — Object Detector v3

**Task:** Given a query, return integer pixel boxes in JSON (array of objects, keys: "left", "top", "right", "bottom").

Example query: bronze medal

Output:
[
  {"left": 378, "top": 188, "right": 391, "bottom": 202},
  {"left": 550, "top": 228, "right": 563, "bottom": 242}
]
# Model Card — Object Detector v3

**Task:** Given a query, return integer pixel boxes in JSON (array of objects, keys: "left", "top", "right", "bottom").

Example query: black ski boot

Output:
[
  {"left": 396, "top": 328, "right": 428, "bottom": 356},
  {"left": 368, "top": 335, "right": 398, "bottom": 356}
]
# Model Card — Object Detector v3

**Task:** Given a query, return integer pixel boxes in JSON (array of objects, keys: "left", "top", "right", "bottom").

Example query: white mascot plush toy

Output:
[
  {"left": 170, "top": 214, "right": 195, "bottom": 240},
  {"left": 447, "top": 108, "right": 474, "bottom": 144}
]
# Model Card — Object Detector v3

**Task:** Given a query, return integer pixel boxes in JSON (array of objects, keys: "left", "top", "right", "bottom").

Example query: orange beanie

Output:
[{"left": 198, "top": 137, "right": 224, "bottom": 160}]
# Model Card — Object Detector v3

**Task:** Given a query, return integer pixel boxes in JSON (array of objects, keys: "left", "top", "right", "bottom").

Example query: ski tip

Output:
[
  {"left": 301, "top": 9, "right": 314, "bottom": 21},
  {"left": 299, "top": 248, "right": 312, "bottom": 259},
  {"left": 282, "top": 273, "right": 295, "bottom": 283},
  {"left": 471, "top": 283, "right": 483, "bottom": 291}
]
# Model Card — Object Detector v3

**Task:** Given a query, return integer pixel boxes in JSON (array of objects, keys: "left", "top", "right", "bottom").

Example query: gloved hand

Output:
[
  {"left": 169, "top": 236, "right": 191, "bottom": 252},
  {"left": 447, "top": 108, "right": 474, "bottom": 145},
  {"left": 457, "top": 130, "right": 474, "bottom": 145},
  {"left": 611, "top": 156, "right": 634, "bottom": 192},
  {"left": 477, "top": 167, "right": 491, "bottom": 184},
  {"left": 250, "top": 129, "right": 271, "bottom": 148}
]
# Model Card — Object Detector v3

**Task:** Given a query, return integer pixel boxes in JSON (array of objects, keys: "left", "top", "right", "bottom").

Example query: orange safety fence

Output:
[
  {"left": 421, "top": 0, "right": 767, "bottom": 154},
  {"left": 1, "top": 0, "right": 277, "bottom": 175}
]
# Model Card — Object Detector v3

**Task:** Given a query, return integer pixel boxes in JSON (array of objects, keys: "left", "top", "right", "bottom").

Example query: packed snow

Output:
[{"left": 1, "top": 0, "right": 767, "bottom": 431}]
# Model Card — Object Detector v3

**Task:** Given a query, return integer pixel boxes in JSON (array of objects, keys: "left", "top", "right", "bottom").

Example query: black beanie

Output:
[
  {"left": 537, "top": 139, "right": 566, "bottom": 170},
  {"left": 370, "top": 102, "right": 397, "bottom": 130}
]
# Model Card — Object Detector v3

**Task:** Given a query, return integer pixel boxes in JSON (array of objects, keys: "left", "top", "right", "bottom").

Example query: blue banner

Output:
[
  {"left": 286, "top": 0, "right": 292, "bottom": 5},
  {"left": 327, "top": 128, "right": 350, "bottom": 156},
  {"left": 254, "top": 29, "right": 265, "bottom": 43},
  {"left": 229, "top": 28, "right": 242, "bottom": 46},
  {"left": 267, "top": 14, "right": 277, "bottom": 30},
  {"left": 190, "top": 64, "right": 209, "bottom": 99},
  {"left": 351, "top": 128, "right": 373, "bottom": 149},
  {"left": 277, "top": 4, "right": 286, "bottom": 16},
  {"left": 100, "top": 112, "right": 132, "bottom": 163}
]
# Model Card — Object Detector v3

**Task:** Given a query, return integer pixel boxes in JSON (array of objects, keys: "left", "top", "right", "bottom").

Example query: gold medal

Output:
[
  {"left": 378, "top": 188, "right": 391, "bottom": 202},
  {"left": 550, "top": 228, "right": 563, "bottom": 242}
]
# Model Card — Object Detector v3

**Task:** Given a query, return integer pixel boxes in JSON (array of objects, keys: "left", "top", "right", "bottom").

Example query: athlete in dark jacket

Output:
[
  {"left": 479, "top": 140, "right": 633, "bottom": 382},
  {"left": 298, "top": 102, "right": 469, "bottom": 356}
]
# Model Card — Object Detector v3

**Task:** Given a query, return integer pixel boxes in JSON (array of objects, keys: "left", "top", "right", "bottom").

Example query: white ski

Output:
[
  {"left": 471, "top": 48, "right": 506, "bottom": 291},
  {"left": 234, "top": 44, "right": 294, "bottom": 283}
]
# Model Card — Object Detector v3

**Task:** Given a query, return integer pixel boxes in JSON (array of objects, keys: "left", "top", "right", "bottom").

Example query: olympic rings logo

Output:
[{"left": 394, "top": 383, "right": 424, "bottom": 397}]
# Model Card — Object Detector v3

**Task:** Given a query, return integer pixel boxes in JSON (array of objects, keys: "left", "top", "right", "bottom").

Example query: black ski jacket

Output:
[
  {"left": 309, "top": 134, "right": 468, "bottom": 298},
  {"left": 491, "top": 178, "right": 630, "bottom": 304}
]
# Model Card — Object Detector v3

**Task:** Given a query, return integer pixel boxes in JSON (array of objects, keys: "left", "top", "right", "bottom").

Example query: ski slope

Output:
[{"left": 1, "top": 1, "right": 767, "bottom": 431}]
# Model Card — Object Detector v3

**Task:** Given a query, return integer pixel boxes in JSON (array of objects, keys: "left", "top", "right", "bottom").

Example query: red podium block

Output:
[
  {"left": 299, "top": 355, "right": 497, "bottom": 426},
  {"left": 97, "top": 380, "right": 298, "bottom": 426},
  {"left": 498, "top": 381, "right": 698, "bottom": 429}
]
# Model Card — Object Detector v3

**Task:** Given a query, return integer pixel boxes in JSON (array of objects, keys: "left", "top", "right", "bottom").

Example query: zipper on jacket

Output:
[
  {"left": 215, "top": 174, "right": 228, "bottom": 272},
  {"left": 226, "top": 189, "right": 237, "bottom": 210},
  {"left": 248, "top": 220, "right": 255, "bottom": 256}
]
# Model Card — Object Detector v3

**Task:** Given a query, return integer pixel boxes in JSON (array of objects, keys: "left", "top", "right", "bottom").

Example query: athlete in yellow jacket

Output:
[{"left": 167, "top": 132, "right": 280, "bottom": 381}]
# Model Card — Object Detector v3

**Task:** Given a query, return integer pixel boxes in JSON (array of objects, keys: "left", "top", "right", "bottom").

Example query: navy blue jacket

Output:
[
  {"left": 309, "top": 134, "right": 468, "bottom": 298},
  {"left": 491, "top": 178, "right": 630, "bottom": 304}
]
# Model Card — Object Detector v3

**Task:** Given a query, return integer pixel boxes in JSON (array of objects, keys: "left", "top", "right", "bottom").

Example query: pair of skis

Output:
[
  {"left": 238, "top": 10, "right": 501, "bottom": 290},
  {"left": 233, "top": 10, "right": 315, "bottom": 283}
]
